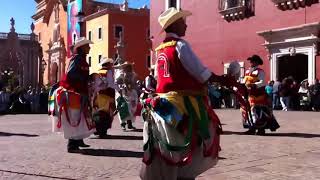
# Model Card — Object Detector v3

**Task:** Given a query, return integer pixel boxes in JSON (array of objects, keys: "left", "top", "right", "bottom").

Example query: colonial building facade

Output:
[
  {"left": 85, "top": 2, "right": 150, "bottom": 77},
  {"left": 0, "top": 18, "right": 42, "bottom": 88},
  {"left": 33, "top": 0, "right": 150, "bottom": 85},
  {"left": 150, "top": 0, "right": 320, "bottom": 84}
]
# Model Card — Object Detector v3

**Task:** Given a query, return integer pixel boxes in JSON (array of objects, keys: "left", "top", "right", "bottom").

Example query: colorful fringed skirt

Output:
[
  {"left": 240, "top": 88, "right": 280, "bottom": 131},
  {"left": 116, "top": 91, "right": 137, "bottom": 124},
  {"left": 50, "top": 87, "right": 95, "bottom": 140},
  {"left": 140, "top": 91, "right": 221, "bottom": 180}
]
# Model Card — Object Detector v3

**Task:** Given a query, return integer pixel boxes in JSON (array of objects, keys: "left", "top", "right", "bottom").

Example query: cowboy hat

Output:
[
  {"left": 158, "top": 7, "right": 192, "bottom": 33},
  {"left": 73, "top": 37, "right": 93, "bottom": 50},
  {"left": 113, "top": 61, "right": 134, "bottom": 69},
  {"left": 247, "top": 55, "right": 263, "bottom": 65},
  {"left": 99, "top": 57, "right": 114, "bottom": 67}
]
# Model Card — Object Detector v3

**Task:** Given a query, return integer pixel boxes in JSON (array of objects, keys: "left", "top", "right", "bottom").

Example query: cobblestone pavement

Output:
[{"left": 0, "top": 110, "right": 320, "bottom": 180}]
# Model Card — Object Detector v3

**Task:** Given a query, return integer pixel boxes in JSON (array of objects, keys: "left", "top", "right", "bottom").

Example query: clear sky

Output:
[{"left": 0, "top": 0, "right": 150, "bottom": 34}]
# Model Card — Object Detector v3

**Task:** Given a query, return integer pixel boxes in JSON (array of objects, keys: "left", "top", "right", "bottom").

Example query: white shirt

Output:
[
  {"left": 93, "top": 69, "right": 119, "bottom": 92},
  {"left": 242, "top": 67, "right": 265, "bottom": 88},
  {"left": 145, "top": 75, "right": 155, "bottom": 91},
  {"left": 155, "top": 33, "right": 212, "bottom": 83}
]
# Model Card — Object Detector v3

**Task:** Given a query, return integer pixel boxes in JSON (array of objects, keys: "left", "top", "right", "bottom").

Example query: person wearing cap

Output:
[
  {"left": 57, "top": 37, "right": 94, "bottom": 153},
  {"left": 93, "top": 57, "right": 119, "bottom": 93},
  {"left": 114, "top": 61, "right": 138, "bottom": 130},
  {"left": 90, "top": 57, "right": 118, "bottom": 137},
  {"left": 140, "top": 7, "right": 237, "bottom": 180},
  {"left": 241, "top": 55, "right": 280, "bottom": 135}
]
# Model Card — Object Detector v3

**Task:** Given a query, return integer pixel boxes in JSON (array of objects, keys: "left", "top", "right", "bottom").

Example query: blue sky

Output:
[{"left": 0, "top": 0, "right": 149, "bottom": 34}]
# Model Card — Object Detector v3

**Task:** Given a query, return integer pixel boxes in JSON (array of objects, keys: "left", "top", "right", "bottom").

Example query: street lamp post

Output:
[
  {"left": 40, "top": 59, "right": 47, "bottom": 86},
  {"left": 1, "top": 68, "right": 15, "bottom": 89}
]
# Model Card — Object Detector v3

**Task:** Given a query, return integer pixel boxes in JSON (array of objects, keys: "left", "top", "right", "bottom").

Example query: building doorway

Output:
[
  {"left": 51, "top": 62, "right": 58, "bottom": 84},
  {"left": 277, "top": 54, "right": 308, "bottom": 83}
]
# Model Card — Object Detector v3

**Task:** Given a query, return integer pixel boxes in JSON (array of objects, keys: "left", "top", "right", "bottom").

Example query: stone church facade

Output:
[{"left": 0, "top": 18, "right": 42, "bottom": 88}]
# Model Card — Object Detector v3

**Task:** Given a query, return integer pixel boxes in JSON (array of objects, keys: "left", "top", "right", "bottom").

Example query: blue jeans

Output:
[
  {"left": 280, "top": 96, "right": 290, "bottom": 111},
  {"left": 272, "top": 93, "right": 280, "bottom": 109}
]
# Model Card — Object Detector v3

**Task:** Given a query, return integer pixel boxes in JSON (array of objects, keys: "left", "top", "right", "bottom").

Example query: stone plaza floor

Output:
[{"left": 0, "top": 110, "right": 320, "bottom": 180}]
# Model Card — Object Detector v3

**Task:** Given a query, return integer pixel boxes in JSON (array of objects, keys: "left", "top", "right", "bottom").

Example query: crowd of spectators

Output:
[
  {"left": 272, "top": 78, "right": 320, "bottom": 111},
  {"left": 0, "top": 86, "right": 49, "bottom": 114},
  {"left": 208, "top": 78, "right": 320, "bottom": 111}
]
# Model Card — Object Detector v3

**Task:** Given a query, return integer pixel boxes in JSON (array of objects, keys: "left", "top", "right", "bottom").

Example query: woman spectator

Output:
[
  {"left": 279, "top": 78, "right": 291, "bottom": 111},
  {"left": 265, "top": 81, "right": 274, "bottom": 106},
  {"left": 290, "top": 81, "right": 300, "bottom": 110},
  {"left": 298, "top": 81, "right": 310, "bottom": 110}
]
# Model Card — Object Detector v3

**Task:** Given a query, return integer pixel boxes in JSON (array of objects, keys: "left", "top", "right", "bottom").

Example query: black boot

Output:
[
  {"left": 77, "top": 139, "right": 90, "bottom": 147},
  {"left": 256, "top": 129, "right": 266, "bottom": 136},
  {"left": 67, "top": 139, "right": 80, "bottom": 153},
  {"left": 244, "top": 128, "right": 256, "bottom": 135},
  {"left": 121, "top": 123, "right": 126, "bottom": 131},
  {"left": 127, "top": 120, "right": 136, "bottom": 130}
]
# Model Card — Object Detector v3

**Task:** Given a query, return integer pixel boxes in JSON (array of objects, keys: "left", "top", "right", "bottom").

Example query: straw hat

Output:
[
  {"left": 99, "top": 57, "right": 114, "bottom": 67},
  {"left": 73, "top": 37, "right": 93, "bottom": 50},
  {"left": 158, "top": 7, "right": 192, "bottom": 33}
]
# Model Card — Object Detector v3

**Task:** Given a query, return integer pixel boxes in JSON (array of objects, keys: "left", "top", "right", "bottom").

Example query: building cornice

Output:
[
  {"left": 32, "top": 9, "right": 46, "bottom": 21},
  {"left": 257, "top": 22, "right": 320, "bottom": 42},
  {"left": 84, "top": 8, "right": 149, "bottom": 22}
]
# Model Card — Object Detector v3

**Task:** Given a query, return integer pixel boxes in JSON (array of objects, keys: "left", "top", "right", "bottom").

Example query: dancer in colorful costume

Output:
[
  {"left": 240, "top": 55, "right": 280, "bottom": 135},
  {"left": 140, "top": 7, "right": 236, "bottom": 180},
  {"left": 50, "top": 37, "right": 95, "bottom": 153},
  {"left": 89, "top": 57, "right": 118, "bottom": 137},
  {"left": 114, "top": 62, "right": 138, "bottom": 131}
]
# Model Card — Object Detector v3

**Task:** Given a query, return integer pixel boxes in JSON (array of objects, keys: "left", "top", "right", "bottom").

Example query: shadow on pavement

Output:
[
  {"left": 0, "top": 132, "right": 39, "bottom": 137},
  {"left": 0, "top": 169, "right": 75, "bottom": 180},
  {"left": 264, "top": 133, "right": 320, "bottom": 138},
  {"left": 223, "top": 131, "right": 320, "bottom": 138},
  {"left": 131, "top": 128, "right": 143, "bottom": 132},
  {"left": 81, "top": 149, "right": 143, "bottom": 158},
  {"left": 90, "top": 135, "right": 143, "bottom": 140},
  {"left": 222, "top": 131, "right": 245, "bottom": 135}
]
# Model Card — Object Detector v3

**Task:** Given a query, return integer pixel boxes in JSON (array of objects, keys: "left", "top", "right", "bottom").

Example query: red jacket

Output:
[
  {"left": 155, "top": 37, "right": 204, "bottom": 93},
  {"left": 60, "top": 54, "right": 89, "bottom": 94}
]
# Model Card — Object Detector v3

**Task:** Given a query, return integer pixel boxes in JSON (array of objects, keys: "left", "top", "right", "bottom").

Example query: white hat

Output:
[
  {"left": 158, "top": 7, "right": 192, "bottom": 33},
  {"left": 99, "top": 57, "right": 114, "bottom": 66},
  {"left": 73, "top": 37, "right": 93, "bottom": 50}
]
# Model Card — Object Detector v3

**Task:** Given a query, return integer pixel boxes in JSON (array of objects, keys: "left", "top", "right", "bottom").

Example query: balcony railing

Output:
[
  {"left": 0, "top": 33, "right": 8, "bottom": 39},
  {"left": 219, "top": 0, "right": 255, "bottom": 21},
  {"left": 271, "top": 0, "right": 319, "bottom": 10},
  {"left": 0, "top": 32, "right": 38, "bottom": 41}
]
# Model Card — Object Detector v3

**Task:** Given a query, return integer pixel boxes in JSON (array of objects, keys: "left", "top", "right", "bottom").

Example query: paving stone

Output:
[{"left": 0, "top": 110, "right": 319, "bottom": 179}]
